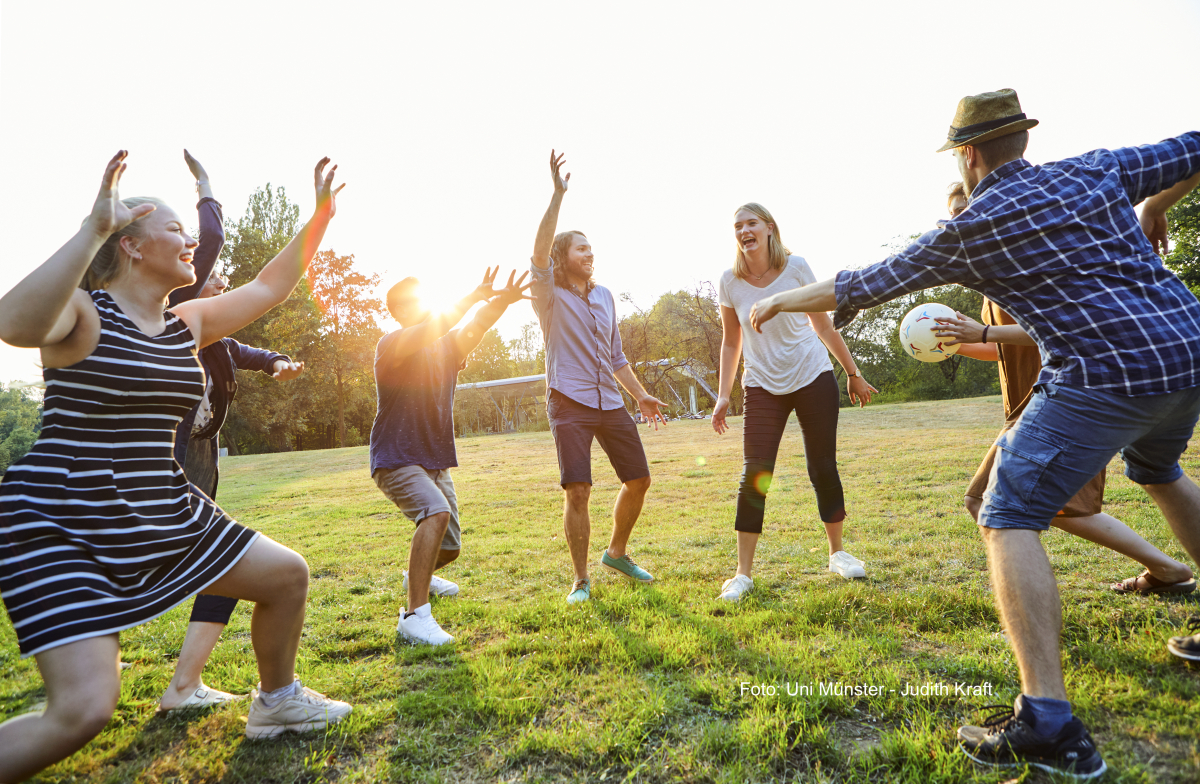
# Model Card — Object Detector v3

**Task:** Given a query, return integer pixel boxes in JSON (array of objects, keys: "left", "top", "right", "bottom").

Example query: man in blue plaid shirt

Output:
[{"left": 751, "top": 89, "right": 1200, "bottom": 779}]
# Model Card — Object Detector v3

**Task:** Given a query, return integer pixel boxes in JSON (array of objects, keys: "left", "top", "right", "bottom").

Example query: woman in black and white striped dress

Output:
[{"left": 0, "top": 152, "right": 349, "bottom": 781}]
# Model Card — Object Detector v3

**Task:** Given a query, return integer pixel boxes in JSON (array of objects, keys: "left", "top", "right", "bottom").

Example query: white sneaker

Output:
[
  {"left": 402, "top": 570, "right": 460, "bottom": 597},
  {"left": 397, "top": 602, "right": 454, "bottom": 646},
  {"left": 829, "top": 550, "right": 867, "bottom": 579},
  {"left": 245, "top": 680, "right": 352, "bottom": 739},
  {"left": 717, "top": 574, "right": 754, "bottom": 601}
]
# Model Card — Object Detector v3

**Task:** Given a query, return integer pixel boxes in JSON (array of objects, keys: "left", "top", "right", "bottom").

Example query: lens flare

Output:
[{"left": 754, "top": 471, "right": 773, "bottom": 495}]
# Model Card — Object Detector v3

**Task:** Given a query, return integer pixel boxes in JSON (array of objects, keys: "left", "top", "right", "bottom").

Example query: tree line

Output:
[{"left": 1, "top": 185, "right": 1197, "bottom": 463}]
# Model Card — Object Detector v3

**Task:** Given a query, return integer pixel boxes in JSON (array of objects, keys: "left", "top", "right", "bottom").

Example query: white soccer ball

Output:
[{"left": 898, "top": 303, "right": 960, "bottom": 363}]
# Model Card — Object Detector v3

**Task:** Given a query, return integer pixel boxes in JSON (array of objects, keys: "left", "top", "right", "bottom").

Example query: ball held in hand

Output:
[{"left": 898, "top": 303, "right": 960, "bottom": 363}]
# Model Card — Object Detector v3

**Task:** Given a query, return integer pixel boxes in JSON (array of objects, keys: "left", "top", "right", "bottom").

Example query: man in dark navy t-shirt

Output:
[{"left": 370, "top": 267, "right": 530, "bottom": 646}]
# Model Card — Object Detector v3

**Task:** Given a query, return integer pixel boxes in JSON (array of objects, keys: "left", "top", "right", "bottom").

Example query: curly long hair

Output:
[{"left": 550, "top": 230, "right": 595, "bottom": 292}]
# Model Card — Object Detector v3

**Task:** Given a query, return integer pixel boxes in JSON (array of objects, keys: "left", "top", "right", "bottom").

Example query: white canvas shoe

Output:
[
  {"left": 717, "top": 574, "right": 754, "bottom": 601},
  {"left": 397, "top": 603, "right": 454, "bottom": 646},
  {"left": 829, "top": 550, "right": 867, "bottom": 579},
  {"left": 245, "top": 680, "right": 352, "bottom": 739},
  {"left": 402, "top": 570, "right": 460, "bottom": 597}
]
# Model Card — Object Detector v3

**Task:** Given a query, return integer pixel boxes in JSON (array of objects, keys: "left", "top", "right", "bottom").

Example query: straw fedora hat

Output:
[{"left": 936, "top": 88, "right": 1039, "bottom": 153}]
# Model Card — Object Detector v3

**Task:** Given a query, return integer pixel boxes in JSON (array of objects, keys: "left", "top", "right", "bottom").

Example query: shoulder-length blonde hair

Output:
[
  {"left": 79, "top": 197, "right": 167, "bottom": 291},
  {"left": 732, "top": 203, "right": 790, "bottom": 281}
]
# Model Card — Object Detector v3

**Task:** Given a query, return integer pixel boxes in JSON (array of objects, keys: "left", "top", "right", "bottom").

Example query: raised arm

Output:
[
  {"left": 711, "top": 305, "right": 742, "bottom": 434},
  {"left": 532, "top": 150, "right": 570, "bottom": 269},
  {"left": 383, "top": 267, "right": 500, "bottom": 367},
  {"left": 454, "top": 271, "right": 533, "bottom": 357},
  {"left": 173, "top": 158, "right": 343, "bottom": 348},
  {"left": 0, "top": 151, "right": 155, "bottom": 348},
  {"left": 169, "top": 150, "right": 224, "bottom": 307}
]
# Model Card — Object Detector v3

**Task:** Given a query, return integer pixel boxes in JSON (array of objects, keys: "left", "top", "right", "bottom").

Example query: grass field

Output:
[{"left": 2, "top": 395, "right": 1198, "bottom": 783}]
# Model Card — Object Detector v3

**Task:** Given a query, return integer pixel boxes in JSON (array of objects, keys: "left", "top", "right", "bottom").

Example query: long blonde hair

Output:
[
  {"left": 733, "top": 203, "right": 790, "bottom": 280},
  {"left": 80, "top": 197, "right": 167, "bottom": 290}
]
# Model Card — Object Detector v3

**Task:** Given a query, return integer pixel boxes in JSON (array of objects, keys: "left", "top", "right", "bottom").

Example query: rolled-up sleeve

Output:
[
  {"left": 610, "top": 305, "right": 629, "bottom": 373},
  {"left": 832, "top": 228, "right": 970, "bottom": 329},
  {"left": 1113, "top": 132, "right": 1200, "bottom": 207},
  {"left": 529, "top": 258, "right": 555, "bottom": 318}
]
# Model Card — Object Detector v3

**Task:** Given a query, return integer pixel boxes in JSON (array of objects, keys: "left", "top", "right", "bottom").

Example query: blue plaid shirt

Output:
[{"left": 835, "top": 132, "right": 1200, "bottom": 396}]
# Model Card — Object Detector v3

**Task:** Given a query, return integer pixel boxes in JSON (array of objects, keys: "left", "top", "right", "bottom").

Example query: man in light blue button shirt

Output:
[{"left": 529, "top": 150, "right": 668, "bottom": 604}]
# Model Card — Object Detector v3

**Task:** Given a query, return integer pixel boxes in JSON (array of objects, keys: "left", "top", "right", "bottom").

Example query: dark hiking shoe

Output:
[
  {"left": 1167, "top": 616, "right": 1200, "bottom": 662},
  {"left": 958, "top": 701, "right": 1106, "bottom": 779}
]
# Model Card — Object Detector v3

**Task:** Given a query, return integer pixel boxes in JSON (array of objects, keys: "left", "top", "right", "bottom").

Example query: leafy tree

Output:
[
  {"left": 0, "top": 383, "right": 43, "bottom": 473},
  {"left": 459, "top": 328, "right": 515, "bottom": 383},
  {"left": 1162, "top": 186, "right": 1200, "bottom": 297},
  {"left": 307, "top": 250, "right": 385, "bottom": 447}
]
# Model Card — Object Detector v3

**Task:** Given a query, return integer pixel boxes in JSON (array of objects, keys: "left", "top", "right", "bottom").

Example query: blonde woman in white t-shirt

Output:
[{"left": 711, "top": 203, "right": 877, "bottom": 601}]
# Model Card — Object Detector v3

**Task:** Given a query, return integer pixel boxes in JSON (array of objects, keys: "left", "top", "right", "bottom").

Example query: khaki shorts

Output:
[
  {"left": 372, "top": 465, "right": 462, "bottom": 550},
  {"left": 966, "top": 424, "right": 1105, "bottom": 518}
]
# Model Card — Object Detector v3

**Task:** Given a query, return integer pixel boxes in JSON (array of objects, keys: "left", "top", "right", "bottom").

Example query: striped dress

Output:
[{"left": 0, "top": 291, "right": 259, "bottom": 657}]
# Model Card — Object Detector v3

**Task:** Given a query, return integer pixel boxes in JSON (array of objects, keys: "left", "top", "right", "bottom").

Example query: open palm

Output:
[{"left": 88, "top": 151, "right": 155, "bottom": 237}]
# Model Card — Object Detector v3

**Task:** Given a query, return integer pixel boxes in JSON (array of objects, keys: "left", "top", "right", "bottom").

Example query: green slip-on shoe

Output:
[{"left": 602, "top": 551, "right": 654, "bottom": 583}]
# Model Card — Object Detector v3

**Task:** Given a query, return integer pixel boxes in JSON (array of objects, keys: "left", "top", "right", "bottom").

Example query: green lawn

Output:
[{"left": 2, "top": 396, "right": 1198, "bottom": 783}]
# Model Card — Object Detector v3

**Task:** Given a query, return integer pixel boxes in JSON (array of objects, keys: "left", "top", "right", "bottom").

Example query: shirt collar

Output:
[{"left": 972, "top": 158, "right": 1031, "bottom": 198}]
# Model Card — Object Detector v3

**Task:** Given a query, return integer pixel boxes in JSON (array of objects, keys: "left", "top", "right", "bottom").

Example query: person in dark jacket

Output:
[{"left": 157, "top": 153, "right": 305, "bottom": 712}]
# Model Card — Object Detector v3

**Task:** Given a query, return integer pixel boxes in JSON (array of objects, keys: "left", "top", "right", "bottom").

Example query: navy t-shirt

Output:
[{"left": 369, "top": 329, "right": 463, "bottom": 475}]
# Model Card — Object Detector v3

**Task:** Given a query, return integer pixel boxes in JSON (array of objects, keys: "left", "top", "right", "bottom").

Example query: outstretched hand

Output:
[
  {"left": 550, "top": 149, "right": 570, "bottom": 195},
  {"left": 272, "top": 360, "right": 305, "bottom": 381},
  {"left": 313, "top": 157, "right": 345, "bottom": 219},
  {"left": 184, "top": 149, "right": 209, "bottom": 185},
  {"left": 934, "top": 311, "right": 986, "bottom": 345},
  {"left": 491, "top": 270, "right": 533, "bottom": 306},
  {"left": 472, "top": 266, "right": 501, "bottom": 300},
  {"left": 88, "top": 151, "right": 156, "bottom": 238}
]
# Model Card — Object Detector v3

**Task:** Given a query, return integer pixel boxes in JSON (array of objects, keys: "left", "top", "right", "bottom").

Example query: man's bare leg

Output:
[
  {"left": 563, "top": 482, "right": 591, "bottom": 581},
  {"left": 435, "top": 548, "right": 459, "bottom": 570},
  {"left": 407, "top": 512, "right": 450, "bottom": 611},
  {"left": 984, "top": 527, "right": 1068, "bottom": 700},
  {"left": 607, "top": 475, "right": 650, "bottom": 559}
]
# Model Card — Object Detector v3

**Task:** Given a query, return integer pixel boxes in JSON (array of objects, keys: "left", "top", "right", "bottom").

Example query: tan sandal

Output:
[{"left": 1110, "top": 570, "right": 1196, "bottom": 596}]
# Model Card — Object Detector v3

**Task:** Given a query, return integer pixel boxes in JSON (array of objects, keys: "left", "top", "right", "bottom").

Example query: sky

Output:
[{"left": 2, "top": 0, "right": 1198, "bottom": 385}]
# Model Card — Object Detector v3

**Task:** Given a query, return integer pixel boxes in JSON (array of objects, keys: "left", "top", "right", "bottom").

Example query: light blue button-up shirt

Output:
[{"left": 530, "top": 260, "right": 629, "bottom": 410}]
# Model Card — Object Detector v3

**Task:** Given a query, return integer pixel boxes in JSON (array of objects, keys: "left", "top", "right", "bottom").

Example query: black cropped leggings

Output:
[
  {"left": 735, "top": 371, "right": 846, "bottom": 533},
  {"left": 186, "top": 437, "right": 239, "bottom": 625}
]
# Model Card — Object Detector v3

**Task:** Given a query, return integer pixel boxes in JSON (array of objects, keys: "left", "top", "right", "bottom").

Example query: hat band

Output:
[{"left": 946, "top": 113, "right": 1027, "bottom": 143}]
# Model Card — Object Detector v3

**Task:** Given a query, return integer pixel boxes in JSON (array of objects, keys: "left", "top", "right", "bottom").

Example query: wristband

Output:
[{"left": 982, "top": 326, "right": 989, "bottom": 344}]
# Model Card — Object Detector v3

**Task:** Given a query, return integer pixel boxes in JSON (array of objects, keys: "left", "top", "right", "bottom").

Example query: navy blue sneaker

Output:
[{"left": 958, "top": 700, "right": 1106, "bottom": 779}]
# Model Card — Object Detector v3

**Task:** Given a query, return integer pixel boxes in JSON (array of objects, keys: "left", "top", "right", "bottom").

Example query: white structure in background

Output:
[{"left": 453, "top": 358, "right": 716, "bottom": 433}]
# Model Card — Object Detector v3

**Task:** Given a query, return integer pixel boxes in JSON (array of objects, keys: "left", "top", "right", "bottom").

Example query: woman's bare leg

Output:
[
  {"left": 200, "top": 535, "right": 308, "bottom": 693},
  {"left": 158, "top": 621, "right": 227, "bottom": 709},
  {"left": 1052, "top": 513, "right": 1193, "bottom": 583},
  {"left": 0, "top": 635, "right": 120, "bottom": 783},
  {"left": 736, "top": 531, "right": 760, "bottom": 577}
]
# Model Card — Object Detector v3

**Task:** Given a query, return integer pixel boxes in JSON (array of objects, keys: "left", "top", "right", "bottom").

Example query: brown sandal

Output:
[{"left": 1110, "top": 569, "right": 1197, "bottom": 595}]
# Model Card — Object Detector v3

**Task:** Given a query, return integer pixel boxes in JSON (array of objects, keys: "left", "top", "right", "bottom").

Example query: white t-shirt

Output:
[{"left": 718, "top": 256, "right": 834, "bottom": 395}]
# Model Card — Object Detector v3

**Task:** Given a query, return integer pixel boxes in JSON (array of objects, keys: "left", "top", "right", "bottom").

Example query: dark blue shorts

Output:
[
  {"left": 546, "top": 389, "right": 650, "bottom": 487},
  {"left": 980, "top": 382, "right": 1200, "bottom": 531}
]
